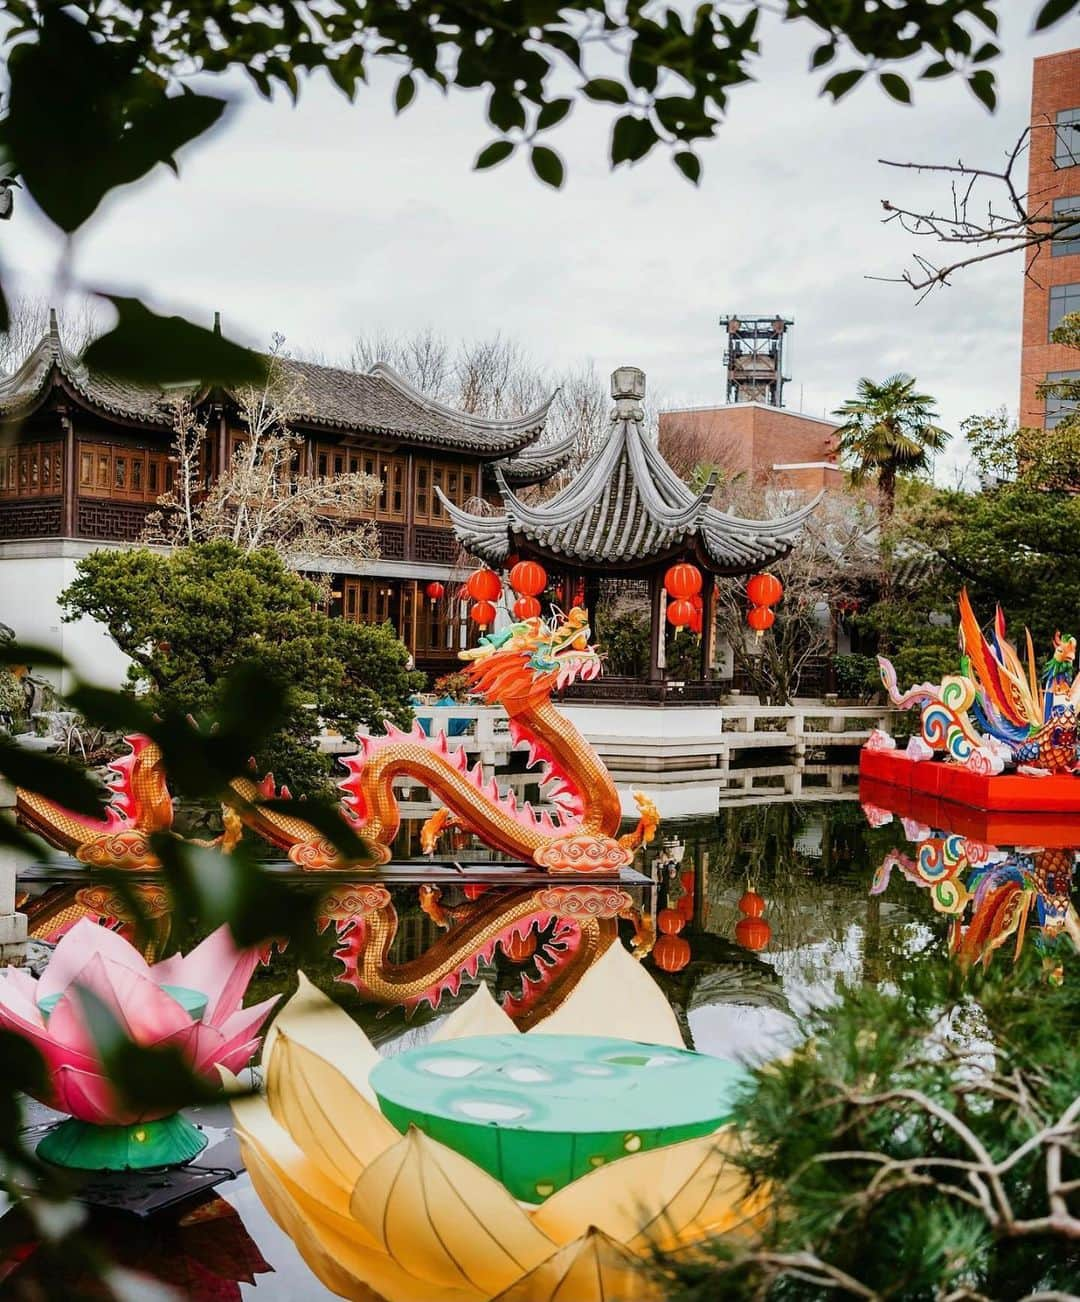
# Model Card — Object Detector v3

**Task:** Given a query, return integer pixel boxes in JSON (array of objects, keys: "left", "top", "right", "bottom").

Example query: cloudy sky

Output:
[{"left": 5, "top": 7, "right": 1078, "bottom": 478}]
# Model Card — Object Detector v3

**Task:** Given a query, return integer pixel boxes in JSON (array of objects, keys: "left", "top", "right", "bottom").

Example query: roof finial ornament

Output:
[
  {"left": 212, "top": 311, "right": 222, "bottom": 336},
  {"left": 610, "top": 365, "right": 645, "bottom": 423},
  {"left": 48, "top": 307, "right": 60, "bottom": 343}
]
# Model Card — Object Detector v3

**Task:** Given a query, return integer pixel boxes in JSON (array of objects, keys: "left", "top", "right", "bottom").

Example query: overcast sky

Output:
[{"left": 5, "top": 8, "right": 1078, "bottom": 479}]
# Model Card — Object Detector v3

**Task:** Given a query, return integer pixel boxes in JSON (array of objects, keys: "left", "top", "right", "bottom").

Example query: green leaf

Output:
[
  {"left": 0, "top": 739, "right": 107, "bottom": 818},
  {"left": 488, "top": 89, "right": 526, "bottom": 133},
  {"left": 972, "top": 42, "right": 999, "bottom": 64},
  {"left": 152, "top": 836, "right": 320, "bottom": 950},
  {"left": 84, "top": 297, "right": 267, "bottom": 387},
  {"left": 394, "top": 73, "right": 416, "bottom": 114},
  {"left": 674, "top": 151, "right": 701, "bottom": 184},
  {"left": 536, "top": 98, "right": 572, "bottom": 131},
  {"left": 1, "top": 8, "right": 227, "bottom": 232},
  {"left": 582, "top": 78, "right": 629, "bottom": 106},
  {"left": 822, "top": 69, "right": 865, "bottom": 102},
  {"left": 1034, "top": 0, "right": 1079, "bottom": 30},
  {"left": 0, "top": 641, "right": 68, "bottom": 670},
  {"left": 529, "top": 145, "right": 565, "bottom": 189},
  {"left": 474, "top": 140, "right": 515, "bottom": 171},
  {"left": 968, "top": 70, "right": 996, "bottom": 112},
  {"left": 65, "top": 684, "right": 154, "bottom": 734},
  {"left": 921, "top": 59, "right": 954, "bottom": 80},
  {"left": 879, "top": 73, "right": 911, "bottom": 105},
  {"left": 810, "top": 42, "right": 836, "bottom": 71},
  {"left": 611, "top": 114, "right": 659, "bottom": 167}
]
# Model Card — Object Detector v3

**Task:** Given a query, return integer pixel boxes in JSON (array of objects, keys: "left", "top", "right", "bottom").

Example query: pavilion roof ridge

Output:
[{"left": 365, "top": 361, "right": 556, "bottom": 439}]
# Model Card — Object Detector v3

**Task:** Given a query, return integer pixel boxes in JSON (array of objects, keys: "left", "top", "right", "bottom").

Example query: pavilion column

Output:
[
  {"left": 699, "top": 579, "right": 716, "bottom": 681},
  {"left": 648, "top": 572, "right": 665, "bottom": 683}
]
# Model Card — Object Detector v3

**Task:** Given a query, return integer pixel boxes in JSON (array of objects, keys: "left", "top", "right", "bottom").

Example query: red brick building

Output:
[
  {"left": 657, "top": 401, "right": 843, "bottom": 495},
  {"left": 1019, "top": 46, "right": 1080, "bottom": 429}
]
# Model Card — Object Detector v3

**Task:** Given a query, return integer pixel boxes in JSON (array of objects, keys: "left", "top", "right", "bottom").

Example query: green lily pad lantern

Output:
[{"left": 370, "top": 1034, "right": 749, "bottom": 1203}]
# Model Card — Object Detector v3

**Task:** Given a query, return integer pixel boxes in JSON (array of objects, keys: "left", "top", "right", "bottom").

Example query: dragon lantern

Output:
[
  {"left": 15, "top": 608, "right": 658, "bottom": 876},
  {"left": 878, "top": 590, "right": 1080, "bottom": 776}
]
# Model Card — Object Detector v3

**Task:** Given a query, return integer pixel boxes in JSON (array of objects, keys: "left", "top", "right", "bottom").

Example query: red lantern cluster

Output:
[
  {"left": 509, "top": 560, "right": 547, "bottom": 597},
  {"left": 424, "top": 580, "right": 445, "bottom": 603},
  {"left": 746, "top": 571, "right": 783, "bottom": 638},
  {"left": 735, "top": 887, "right": 771, "bottom": 952}
]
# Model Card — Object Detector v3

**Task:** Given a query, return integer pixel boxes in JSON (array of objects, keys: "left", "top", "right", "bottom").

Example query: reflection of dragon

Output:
[
  {"left": 878, "top": 590, "right": 1080, "bottom": 773},
  {"left": 338, "top": 609, "right": 659, "bottom": 869},
  {"left": 321, "top": 882, "right": 651, "bottom": 1028}
]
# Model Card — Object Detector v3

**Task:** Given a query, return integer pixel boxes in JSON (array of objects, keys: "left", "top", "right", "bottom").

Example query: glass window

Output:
[
  {"left": 41, "top": 450, "right": 50, "bottom": 487},
  {"left": 148, "top": 460, "right": 158, "bottom": 493},
  {"left": 317, "top": 452, "right": 328, "bottom": 478},
  {"left": 114, "top": 456, "right": 126, "bottom": 489},
  {"left": 132, "top": 458, "right": 143, "bottom": 491},
  {"left": 333, "top": 453, "right": 344, "bottom": 476},
  {"left": 1050, "top": 283, "right": 1080, "bottom": 336},
  {"left": 97, "top": 454, "right": 110, "bottom": 488},
  {"left": 1046, "top": 370, "right": 1080, "bottom": 428},
  {"left": 1056, "top": 108, "right": 1080, "bottom": 169},
  {"left": 80, "top": 452, "right": 93, "bottom": 486},
  {"left": 1052, "top": 196, "right": 1080, "bottom": 257}
]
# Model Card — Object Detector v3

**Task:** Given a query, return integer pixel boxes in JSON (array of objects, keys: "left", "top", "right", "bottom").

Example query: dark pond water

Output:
[{"left": 4, "top": 792, "right": 1076, "bottom": 1298}]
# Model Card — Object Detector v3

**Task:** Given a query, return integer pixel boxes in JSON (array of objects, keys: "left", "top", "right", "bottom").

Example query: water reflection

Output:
[{"left": 862, "top": 792, "right": 1080, "bottom": 977}]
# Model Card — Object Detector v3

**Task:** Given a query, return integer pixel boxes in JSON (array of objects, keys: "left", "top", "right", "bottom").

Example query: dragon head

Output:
[{"left": 461, "top": 608, "right": 601, "bottom": 711}]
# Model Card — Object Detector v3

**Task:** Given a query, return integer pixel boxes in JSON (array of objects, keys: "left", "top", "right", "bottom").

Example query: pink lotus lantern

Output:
[{"left": 0, "top": 919, "right": 278, "bottom": 1170}]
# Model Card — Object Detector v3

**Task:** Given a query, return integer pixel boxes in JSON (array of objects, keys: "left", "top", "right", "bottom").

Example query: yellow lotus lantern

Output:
[{"left": 232, "top": 944, "right": 768, "bottom": 1302}]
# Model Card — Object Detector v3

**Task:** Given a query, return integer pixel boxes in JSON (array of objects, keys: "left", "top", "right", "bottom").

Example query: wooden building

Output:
[{"left": 0, "top": 312, "right": 571, "bottom": 685}]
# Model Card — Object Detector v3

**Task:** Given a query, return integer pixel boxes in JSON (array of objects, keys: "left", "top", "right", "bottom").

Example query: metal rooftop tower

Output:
[{"left": 721, "top": 314, "right": 793, "bottom": 406}]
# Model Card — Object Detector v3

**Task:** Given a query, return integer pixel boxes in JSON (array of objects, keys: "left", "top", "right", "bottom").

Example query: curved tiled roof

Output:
[
  {"left": 489, "top": 429, "right": 578, "bottom": 486},
  {"left": 0, "top": 321, "right": 554, "bottom": 457},
  {"left": 440, "top": 397, "right": 819, "bottom": 573}
]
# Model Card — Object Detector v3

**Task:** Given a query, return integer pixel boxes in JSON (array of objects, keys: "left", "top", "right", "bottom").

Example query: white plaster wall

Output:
[{"left": 0, "top": 554, "right": 130, "bottom": 693}]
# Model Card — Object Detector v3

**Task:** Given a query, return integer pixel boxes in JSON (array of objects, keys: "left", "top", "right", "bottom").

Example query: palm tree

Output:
[{"left": 832, "top": 374, "right": 949, "bottom": 517}]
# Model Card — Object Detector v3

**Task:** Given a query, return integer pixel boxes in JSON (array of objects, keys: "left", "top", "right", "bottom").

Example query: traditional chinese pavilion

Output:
[{"left": 441, "top": 366, "right": 818, "bottom": 694}]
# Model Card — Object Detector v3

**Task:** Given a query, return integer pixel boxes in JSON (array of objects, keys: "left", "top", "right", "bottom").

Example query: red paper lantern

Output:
[
  {"left": 652, "top": 934, "right": 691, "bottom": 973},
  {"left": 425, "top": 581, "right": 445, "bottom": 602},
  {"left": 502, "top": 931, "right": 537, "bottom": 962},
  {"left": 746, "top": 573, "right": 783, "bottom": 607},
  {"left": 463, "top": 883, "right": 488, "bottom": 901},
  {"left": 664, "top": 562, "right": 703, "bottom": 600},
  {"left": 667, "top": 598, "right": 696, "bottom": 628},
  {"left": 746, "top": 606, "right": 776, "bottom": 632},
  {"left": 657, "top": 908, "right": 685, "bottom": 935},
  {"left": 470, "top": 600, "right": 497, "bottom": 628},
  {"left": 738, "top": 890, "right": 766, "bottom": 918},
  {"left": 513, "top": 595, "right": 541, "bottom": 620},
  {"left": 735, "top": 916, "right": 772, "bottom": 951},
  {"left": 689, "top": 609, "right": 703, "bottom": 635},
  {"left": 465, "top": 568, "right": 502, "bottom": 602},
  {"left": 677, "top": 894, "right": 694, "bottom": 921},
  {"left": 509, "top": 560, "right": 547, "bottom": 597}
]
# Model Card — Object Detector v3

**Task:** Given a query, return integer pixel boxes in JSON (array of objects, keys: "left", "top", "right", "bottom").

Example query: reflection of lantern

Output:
[
  {"left": 667, "top": 598, "right": 696, "bottom": 628},
  {"left": 652, "top": 934, "right": 691, "bottom": 972},
  {"left": 746, "top": 573, "right": 783, "bottom": 607},
  {"left": 424, "top": 581, "right": 445, "bottom": 602},
  {"left": 513, "top": 596, "right": 541, "bottom": 620},
  {"left": 462, "top": 883, "right": 488, "bottom": 901},
  {"left": 664, "top": 563, "right": 702, "bottom": 600},
  {"left": 746, "top": 606, "right": 775, "bottom": 633},
  {"left": 503, "top": 931, "right": 537, "bottom": 962},
  {"left": 465, "top": 568, "right": 502, "bottom": 602},
  {"left": 657, "top": 908, "right": 684, "bottom": 935},
  {"left": 735, "top": 916, "right": 771, "bottom": 951},
  {"left": 738, "top": 890, "right": 766, "bottom": 918},
  {"left": 470, "top": 600, "right": 496, "bottom": 628},
  {"left": 509, "top": 560, "right": 547, "bottom": 597}
]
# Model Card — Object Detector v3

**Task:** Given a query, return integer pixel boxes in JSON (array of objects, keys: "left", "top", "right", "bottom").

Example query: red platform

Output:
[
  {"left": 859, "top": 776, "right": 1080, "bottom": 847},
  {"left": 859, "top": 748, "right": 1080, "bottom": 814}
]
